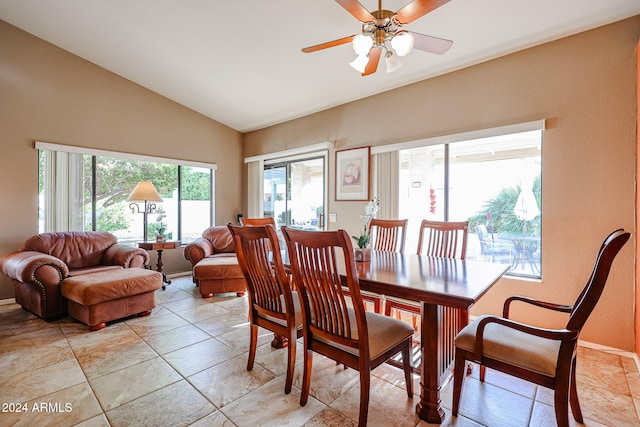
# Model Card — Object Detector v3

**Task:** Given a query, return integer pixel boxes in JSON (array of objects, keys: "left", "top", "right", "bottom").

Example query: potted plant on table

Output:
[
  {"left": 351, "top": 197, "right": 379, "bottom": 262},
  {"left": 155, "top": 222, "right": 167, "bottom": 242}
]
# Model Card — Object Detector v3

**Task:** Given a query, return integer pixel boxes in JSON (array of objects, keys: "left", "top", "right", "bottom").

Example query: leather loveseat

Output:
[
  {"left": 0, "top": 231, "right": 149, "bottom": 320},
  {"left": 184, "top": 226, "right": 247, "bottom": 298}
]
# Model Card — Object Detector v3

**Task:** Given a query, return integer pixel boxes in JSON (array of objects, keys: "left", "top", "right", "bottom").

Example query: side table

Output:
[{"left": 137, "top": 240, "right": 181, "bottom": 290}]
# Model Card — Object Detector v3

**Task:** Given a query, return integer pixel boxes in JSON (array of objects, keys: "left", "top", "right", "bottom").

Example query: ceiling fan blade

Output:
[
  {"left": 335, "top": 0, "right": 375, "bottom": 22},
  {"left": 362, "top": 47, "right": 382, "bottom": 76},
  {"left": 302, "top": 35, "right": 356, "bottom": 53},
  {"left": 395, "top": 0, "right": 451, "bottom": 25},
  {"left": 410, "top": 31, "right": 453, "bottom": 55}
]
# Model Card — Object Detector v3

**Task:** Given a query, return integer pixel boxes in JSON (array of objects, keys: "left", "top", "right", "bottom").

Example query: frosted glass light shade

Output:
[
  {"left": 126, "top": 181, "right": 163, "bottom": 202},
  {"left": 352, "top": 34, "right": 373, "bottom": 56},
  {"left": 391, "top": 31, "right": 414, "bottom": 57},
  {"left": 385, "top": 52, "right": 402, "bottom": 73},
  {"left": 349, "top": 54, "right": 369, "bottom": 73}
]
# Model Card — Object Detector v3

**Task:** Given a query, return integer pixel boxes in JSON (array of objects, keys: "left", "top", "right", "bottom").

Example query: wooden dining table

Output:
[{"left": 340, "top": 250, "right": 510, "bottom": 424}]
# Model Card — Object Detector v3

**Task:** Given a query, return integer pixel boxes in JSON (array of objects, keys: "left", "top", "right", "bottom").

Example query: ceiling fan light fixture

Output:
[
  {"left": 391, "top": 31, "right": 414, "bottom": 57},
  {"left": 352, "top": 34, "right": 374, "bottom": 56},
  {"left": 385, "top": 51, "right": 402, "bottom": 73},
  {"left": 349, "top": 54, "right": 369, "bottom": 73}
]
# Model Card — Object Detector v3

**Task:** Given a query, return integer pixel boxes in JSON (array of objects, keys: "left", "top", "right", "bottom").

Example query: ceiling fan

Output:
[{"left": 302, "top": 0, "right": 453, "bottom": 76}]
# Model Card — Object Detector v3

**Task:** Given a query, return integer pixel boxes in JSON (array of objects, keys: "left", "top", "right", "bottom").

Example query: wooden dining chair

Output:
[
  {"left": 416, "top": 219, "right": 469, "bottom": 257},
  {"left": 227, "top": 224, "right": 302, "bottom": 394},
  {"left": 348, "top": 218, "right": 408, "bottom": 314},
  {"left": 282, "top": 227, "right": 414, "bottom": 427},
  {"left": 452, "top": 229, "right": 630, "bottom": 427},
  {"left": 369, "top": 218, "right": 408, "bottom": 253},
  {"left": 385, "top": 220, "right": 469, "bottom": 329},
  {"left": 239, "top": 217, "right": 276, "bottom": 227}
]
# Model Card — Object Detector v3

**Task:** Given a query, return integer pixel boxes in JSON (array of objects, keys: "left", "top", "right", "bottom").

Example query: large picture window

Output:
[
  {"left": 263, "top": 156, "right": 326, "bottom": 230},
  {"left": 399, "top": 129, "right": 542, "bottom": 279},
  {"left": 37, "top": 143, "right": 215, "bottom": 244}
]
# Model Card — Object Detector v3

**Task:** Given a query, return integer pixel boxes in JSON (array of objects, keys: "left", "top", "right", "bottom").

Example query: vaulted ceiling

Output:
[{"left": 1, "top": 0, "right": 639, "bottom": 132}]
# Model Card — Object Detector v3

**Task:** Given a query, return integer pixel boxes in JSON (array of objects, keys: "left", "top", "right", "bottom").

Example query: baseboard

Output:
[{"left": 0, "top": 298, "right": 16, "bottom": 306}]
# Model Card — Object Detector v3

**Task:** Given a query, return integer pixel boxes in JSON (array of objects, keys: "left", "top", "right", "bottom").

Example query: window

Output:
[
  {"left": 399, "top": 129, "right": 542, "bottom": 279},
  {"left": 37, "top": 143, "right": 215, "bottom": 244},
  {"left": 263, "top": 156, "right": 326, "bottom": 230}
]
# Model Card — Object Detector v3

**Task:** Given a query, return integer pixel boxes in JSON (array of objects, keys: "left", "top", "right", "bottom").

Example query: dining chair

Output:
[
  {"left": 239, "top": 217, "right": 276, "bottom": 227},
  {"left": 385, "top": 220, "right": 469, "bottom": 329},
  {"left": 282, "top": 227, "right": 414, "bottom": 427},
  {"left": 452, "top": 229, "right": 630, "bottom": 427},
  {"left": 416, "top": 219, "right": 469, "bottom": 257},
  {"left": 350, "top": 218, "right": 408, "bottom": 314},
  {"left": 227, "top": 224, "right": 302, "bottom": 394},
  {"left": 369, "top": 218, "right": 408, "bottom": 253}
]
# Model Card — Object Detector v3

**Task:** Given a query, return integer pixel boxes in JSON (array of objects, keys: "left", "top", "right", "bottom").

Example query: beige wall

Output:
[
  {"left": 636, "top": 37, "right": 640, "bottom": 356},
  {"left": 0, "top": 21, "right": 244, "bottom": 299},
  {"left": 245, "top": 16, "right": 640, "bottom": 350}
]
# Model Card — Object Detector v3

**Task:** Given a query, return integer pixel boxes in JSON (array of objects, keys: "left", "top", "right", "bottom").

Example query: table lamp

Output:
[{"left": 127, "top": 181, "right": 163, "bottom": 241}]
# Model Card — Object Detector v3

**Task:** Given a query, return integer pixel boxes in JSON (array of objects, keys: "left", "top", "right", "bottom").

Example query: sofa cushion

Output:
[
  {"left": 202, "top": 226, "right": 236, "bottom": 253},
  {"left": 194, "top": 254, "right": 244, "bottom": 280},
  {"left": 22, "top": 231, "right": 117, "bottom": 269},
  {"left": 71, "top": 265, "right": 123, "bottom": 276},
  {"left": 62, "top": 269, "right": 162, "bottom": 306}
]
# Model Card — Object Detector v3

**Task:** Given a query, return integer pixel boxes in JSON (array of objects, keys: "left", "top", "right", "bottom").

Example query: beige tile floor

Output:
[{"left": 1, "top": 275, "right": 639, "bottom": 427}]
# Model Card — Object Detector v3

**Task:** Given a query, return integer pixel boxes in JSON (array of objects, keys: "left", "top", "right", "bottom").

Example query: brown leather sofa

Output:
[
  {"left": 183, "top": 226, "right": 246, "bottom": 298},
  {"left": 0, "top": 231, "right": 149, "bottom": 320}
]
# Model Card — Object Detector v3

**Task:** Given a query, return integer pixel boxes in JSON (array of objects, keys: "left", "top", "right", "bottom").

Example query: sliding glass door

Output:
[{"left": 263, "top": 157, "right": 325, "bottom": 230}]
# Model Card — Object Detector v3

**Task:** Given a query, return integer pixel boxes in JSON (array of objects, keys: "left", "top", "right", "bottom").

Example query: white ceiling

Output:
[{"left": 1, "top": 1, "right": 639, "bottom": 133}]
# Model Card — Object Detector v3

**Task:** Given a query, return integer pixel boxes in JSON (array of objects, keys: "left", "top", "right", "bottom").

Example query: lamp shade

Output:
[
  {"left": 126, "top": 181, "right": 163, "bottom": 202},
  {"left": 352, "top": 34, "right": 373, "bottom": 56},
  {"left": 391, "top": 31, "right": 414, "bottom": 57},
  {"left": 349, "top": 54, "right": 369, "bottom": 73},
  {"left": 385, "top": 52, "right": 403, "bottom": 73}
]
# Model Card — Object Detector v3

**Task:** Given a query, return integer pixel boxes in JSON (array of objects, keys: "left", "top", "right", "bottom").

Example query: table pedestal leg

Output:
[
  {"left": 416, "top": 302, "right": 445, "bottom": 423},
  {"left": 416, "top": 303, "right": 468, "bottom": 423},
  {"left": 271, "top": 334, "right": 288, "bottom": 348}
]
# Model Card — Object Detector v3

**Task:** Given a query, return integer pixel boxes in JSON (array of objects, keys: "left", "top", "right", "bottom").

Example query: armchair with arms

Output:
[
  {"left": 452, "top": 229, "right": 630, "bottom": 427},
  {"left": 0, "top": 231, "right": 149, "bottom": 320},
  {"left": 183, "top": 225, "right": 246, "bottom": 297}
]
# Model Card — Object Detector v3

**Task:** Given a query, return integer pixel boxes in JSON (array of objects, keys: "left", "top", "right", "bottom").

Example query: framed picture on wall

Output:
[{"left": 335, "top": 146, "right": 370, "bottom": 201}]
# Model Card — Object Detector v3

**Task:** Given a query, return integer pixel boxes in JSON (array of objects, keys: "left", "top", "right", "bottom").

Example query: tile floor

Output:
[{"left": 1, "top": 275, "right": 639, "bottom": 427}]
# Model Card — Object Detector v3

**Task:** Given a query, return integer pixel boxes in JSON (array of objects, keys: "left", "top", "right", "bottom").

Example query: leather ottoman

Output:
[
  {"left": 61, "top": 269, "right": 162, "bottom": 331},
  {"left": 193, "top": 254, "right": 246, "bottom": 298}
]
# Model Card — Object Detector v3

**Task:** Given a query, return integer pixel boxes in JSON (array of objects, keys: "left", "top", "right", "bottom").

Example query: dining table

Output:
[{"left": 339, "top": 250, "right": 510, "bottom": 424}]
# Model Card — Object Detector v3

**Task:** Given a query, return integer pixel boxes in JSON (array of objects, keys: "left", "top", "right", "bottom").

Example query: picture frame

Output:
[{"left": 335, "top": 146, "right": 370, "bottom": 201}]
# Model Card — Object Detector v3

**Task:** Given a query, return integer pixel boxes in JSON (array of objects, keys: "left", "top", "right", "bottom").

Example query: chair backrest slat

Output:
[
  {"left": 228, "top": 224, "right": 292, "bottom": 319},
  {"left": 417, "top": 220, "right": 469, "bottom": 259},
  {"left": 283, "top": 228, "right": 367, "bottom": 349},
  {"left": 369, "top": 219, "right": 407, "bottom": 253}
]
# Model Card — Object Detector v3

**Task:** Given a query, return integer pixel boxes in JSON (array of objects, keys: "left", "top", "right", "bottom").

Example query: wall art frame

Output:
[{"left": 335, "top": 146, "right": 370, "bottom": 201}]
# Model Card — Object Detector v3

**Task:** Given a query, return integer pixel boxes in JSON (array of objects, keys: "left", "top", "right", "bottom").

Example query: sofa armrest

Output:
[
  {"left": 184, "top": 238, "right": 214, "bottom": 268},
  {"left": 103, "top": 244, "right": 149, "bottom": 268},
  {"left": 0, "top": 251, "right": 69, "bottom": 286}
]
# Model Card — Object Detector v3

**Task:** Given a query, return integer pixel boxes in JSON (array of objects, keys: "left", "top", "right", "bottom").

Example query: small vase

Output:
[
  {"left": 156, "top": 234, "right": 166, "bottom": 242},
  {"left": 354, "top": 247, "right": 371, "bottom": 262}
]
